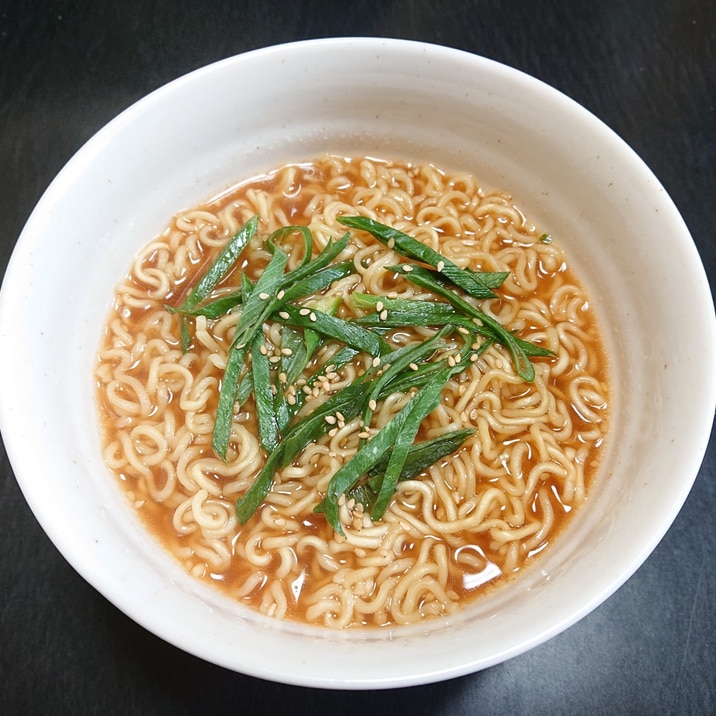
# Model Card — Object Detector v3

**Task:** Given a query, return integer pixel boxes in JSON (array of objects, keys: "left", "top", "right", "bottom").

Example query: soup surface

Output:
[{"left": 96, "top": 156, "right": 609, "bottom": 627}]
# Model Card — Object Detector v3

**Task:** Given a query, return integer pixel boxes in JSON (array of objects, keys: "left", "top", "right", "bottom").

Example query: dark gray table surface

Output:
[{"left": 1, "top": 1, "right": 714, "bottom": 713}]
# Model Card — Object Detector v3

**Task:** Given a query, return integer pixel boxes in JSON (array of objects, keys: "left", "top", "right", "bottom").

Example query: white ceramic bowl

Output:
[{"left": 1, "top": 38, "right": 714, "bottom": 689}]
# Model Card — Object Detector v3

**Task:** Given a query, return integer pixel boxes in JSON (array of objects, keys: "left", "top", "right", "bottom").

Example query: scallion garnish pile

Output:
[{"left": 167, "top": 215, "right": 552, "bottom": 534}]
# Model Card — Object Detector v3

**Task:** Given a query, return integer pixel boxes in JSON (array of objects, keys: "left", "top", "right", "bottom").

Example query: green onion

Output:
[
  {"left": 348, "top": 428, "right": 475, "bottom": 510},
  {"left": 278, "top": 381, "right": 370, "bottom": 470},
  {"left": 349, "top": 293, "right": 461, "bottom": 326},
  {"left": 370, "top": 367, "right": 452, "bottom": 520},
  {"left": 235, "top": 446, "right": 286, "bottom": 524},
  {"left": 283, "top": 346, "right": 360, "bottom": 421},
  {"left": 361, "top": 325, "right": 452, "bottom": 428},
  {"left": 389, "top": 262, "right": 539, "bottom": 381},
  {"left": 276, "top": 304, "right": 391, "bottom": 357},
  {"left": 167, "top": 215, "right": 554, "bottom": 531},
  {"left": 316, "top": 367, "right": 451, "bottom": 533},
  {"left": 338, "top": 215, "right": 506, "bottom": 299},
  {"left": 176, "top": 215, "right": 259, "bottom": 313},
  {"left": 235, "top": 380, "right": 370, "bottom": 523},
  {"left": 212, "top": 246, "right": 289, "bottom": 458},
  {"left": 279, "top": 325, "right": 309, "bottom": 389},
  {"left": 281, "top": 261, "right": 354, "bottom": 302},
  {"left": 212, "top": 342, "right": 248, "bottom": 459},
  {"left": 251, "top": 331, "right": 280, "bottom": 453},
  {"left": 278, "top": 232, "right": 350, "bottom": 294}
]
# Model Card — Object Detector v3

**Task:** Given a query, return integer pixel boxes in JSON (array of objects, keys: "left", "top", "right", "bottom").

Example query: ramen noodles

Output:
[{"left": 96, "top": 156, "right": 609, "bottom": 627}]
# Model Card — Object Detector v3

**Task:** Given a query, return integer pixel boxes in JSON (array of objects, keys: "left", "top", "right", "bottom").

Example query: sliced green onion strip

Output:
[
  {"left": 316, "top": 367, "right": 450, "bottom": 533},
  {"left": 281, "top": 261, "right": 355, "bottom": 303},
  {"left": 278, "top": 233, "right": 350, "bottom": 295},
  {"left": 251, "top": 331, "right": 280, "bottom": 453},
  {"left": 389, "top": 263, "right": 537, "bottom": 381},
  {"left": 212, "top": 343, "right": 248, "bottom": 459},
  {"left": 235, "top": 447, "right": 286, "bottom": 524},
  {"left": 212, "top": 247, "right": 289, "bottom": 458},
  {"left": 178, "top": 215, "right": 259, "bottom": 312},
  {"left": 370, "top": 367, "right": 452, "bottom": 519},
  {"left": 338, "top": 215, "right": 501, "bottom": 299},
  {"left": 276, "top": 304, "right": 391, "bottom": 357},
  {"left": 348, "top": 428, "right": 476, "bottom": 511}
]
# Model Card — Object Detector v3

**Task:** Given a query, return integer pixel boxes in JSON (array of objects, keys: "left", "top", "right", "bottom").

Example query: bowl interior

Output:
[{"left": 1, "top": 38, "right": 714, "bottom": 688}]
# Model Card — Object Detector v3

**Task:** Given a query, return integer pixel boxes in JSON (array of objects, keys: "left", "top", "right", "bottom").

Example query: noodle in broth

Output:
[{"left": 96, "top": 156, "right": 609, "bottom": 627}]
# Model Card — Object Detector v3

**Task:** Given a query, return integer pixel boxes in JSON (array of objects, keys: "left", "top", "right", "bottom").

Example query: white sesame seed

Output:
[
  {"left": 259, "top": 344, "right": 268, "bottom": 355},
  {"left": 325, "top": 415, "right": 337, "bottom": 424},
  {"left": 287, "top": 394, "right": 296, "bottom": 405},
  {"left": 299, "top": 308, "right": 311, "bottom": 316},
  {"left": 269, "top": 356, "right": 281, "bottom": 364},
  {"left": 470, "top": 353, "right": 479, "bottom": 362},
  {"left": 403, "top": 265, "right": 413, "bottom": 272},
  {"left": 325, "top": 365, "right": 335, "bottom": 373},
  {"left": 277, "top": 289, "right": 285, "bottom": 300},
  {"left": 409, "top": 362, "right": 419, "bottom": 371},
  {"left": 454, "top": 353, "right": 462, "bottom": 363},
  {"left": 376, "top": 301, "right": 384, "bottom": 312},
  {"left": 302, "top": 386, "right": 313, "bottom": 395},
  {"left": 458, "top": 326, "right": 470, "bottom": 335},
  {"left": 328, "top": 427, "right": 338, "bottom": 437},
  {"left": 379, "top": 309, "right": 388, "bottom": 321},
  {"left": 388, "top": 291, "right": 398, "bottom": 299},
  {"left": 309, "top": 312, "right": 317, "bottom": 322},
  {"left": 336, "top": 411, "right": 345, "bottom": 422},
  {"left": 369, "top": 399, "right": 377, "bottom": 411},
  {"left": 357, "top": 431, "right": 370, "bottom": 439},
  {"left": 259, "top": 292, "right": 270, "bottom": 300},
  {"left": 448, "top": 355, "right": 456, "bottom": 367},
  {"left": 372, "top": 356, "right": 381, "bottom": 367},
  {"left": 437, "top": 261, "right": 445, "bottom": 272},
  {"left": 326, "top": 372, "right": 338, "bottom": 381},
  {"left": 278, "top": 372, "right": 287, "bottom": 383},
  {"left": 281, "top": 348, "right": 293, "bottom": 356},
  {"left": 387, "top": 238, "right": 395, "bottom": 249},
  {"left": 278, "top": 311, "right": 290, "bottom": 320}
]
